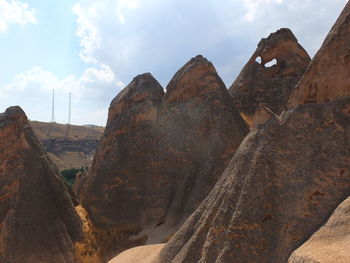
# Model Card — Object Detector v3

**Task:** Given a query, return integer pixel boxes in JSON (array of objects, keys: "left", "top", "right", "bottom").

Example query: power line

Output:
[
  {"left": 65, "top": 92, "right": 72, "bottom": 137},
  {"left": 50, "top": 89, "right": 55, "bottom": 123},
  {"left": 47, "top": 89, "right": 55, "bottom": 140},
  {"left": 68, "top": 92, "right": 71, "bottom": 125}
]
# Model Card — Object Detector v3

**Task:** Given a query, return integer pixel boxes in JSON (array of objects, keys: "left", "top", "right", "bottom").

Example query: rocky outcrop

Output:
[
  {"left": 76, "top": 73, "right": 165, "bottom": 262},
  {"left": 30, "top": 121, "right": 104, "bottom": 170},
  {"left": 229, "top": 28, "right": 310, "bottom": 128},
  {"left": 0, "top": 106, "right": 83, "bottom": 263},
  {"left": 288, "top": 196, "right": 350, "bottom": 263},
  {"left": 154, "top": 97, "right": 350, "bottom": 263},
  {"left": 288, "top": 1, "right": 350, "bottom": 107},
  {"left": 155, "top": 55, "right": 248, "bottom": 236},
  {"left": 154, "top": 4, "right": 350, "bottom": 262},
  {"left": 77, "top": 56, "right": 248, "bottom": 261}
]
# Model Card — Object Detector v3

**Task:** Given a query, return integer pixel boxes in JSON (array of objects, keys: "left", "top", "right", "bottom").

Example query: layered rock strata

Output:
[{"left": 30, "top": 121, "right": 103, "bottom": 170}]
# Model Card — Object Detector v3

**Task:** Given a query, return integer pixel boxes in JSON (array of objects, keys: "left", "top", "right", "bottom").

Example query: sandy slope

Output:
[{"left": 108, "top": 244, "right": 165, "bottom": 263}]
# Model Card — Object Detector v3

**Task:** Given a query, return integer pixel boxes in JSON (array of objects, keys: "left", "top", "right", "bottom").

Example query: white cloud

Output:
[
  {"left": 2, "top": 0, "right": 348, "bottom": 126},
  {"left": 0, "top": 0, "right": 37, "bottom": 33},
  {"left": 243, "top": 0, "right": 285, "bottom": 21},
  {"left": 70, "top": 0, "right": 347, "bottom": 91},
  {"left": 72, "top": 3, "right": 101, "bottom": 64},
  {"left": 78, "top": 108, "right": 109, "bottom": 125},
  {"left": 0, "top": 64, "right": 118, "bottom": 125},
  {"left": 2, "top": 64, "right": 116, "bottom": 98},
  {"left": 116, "top": 0, "right": 139, "bottom": 24}
]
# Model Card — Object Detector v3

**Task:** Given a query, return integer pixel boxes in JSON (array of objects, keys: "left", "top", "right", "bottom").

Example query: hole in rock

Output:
[
  {"left": 264, "top": 58, "right": 277, "bottom": 68},
  {"left": 255, "top": 56, "right": 262, "bottom": 64}
]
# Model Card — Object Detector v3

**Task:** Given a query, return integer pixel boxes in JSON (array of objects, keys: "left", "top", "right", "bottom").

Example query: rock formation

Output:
[
  {"left": 30, "top": 121, "right": 104, "bottom": 170},
  {"left": 288, "top": 1, "right": 350, "bottom": 107},
  {"left": 155, "top": 97, "right": 350, "bottom": 263},
  {"left": 156, "top": 55, "right": 248, "bottom": 235},
  {"left": 154, "top": 3, "right": 350, "bottom": 262},
  {"left": 0, "top": 106, "right": 83, "bottom": 263},
  {"left": 77, "top": 56, "right": 248, "bottom": 261},
  {"left": 288, "top": 196, "right": 350, "bottom": 263},
  {"left": 75, "top": 73, "right": 165, "bottom": 262},
  {"left": 229, "top": 28, "right": 310, "bottom": 128}
]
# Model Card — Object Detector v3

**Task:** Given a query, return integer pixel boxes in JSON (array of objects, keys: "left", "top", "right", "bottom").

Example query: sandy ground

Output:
[{"left": 108, "top": 244, "right": 165, "bottom": 263}]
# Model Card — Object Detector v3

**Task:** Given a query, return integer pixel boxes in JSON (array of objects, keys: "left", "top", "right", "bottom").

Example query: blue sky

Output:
[{"left": 0, "top": 0, "right": 348, "bottom": 125}]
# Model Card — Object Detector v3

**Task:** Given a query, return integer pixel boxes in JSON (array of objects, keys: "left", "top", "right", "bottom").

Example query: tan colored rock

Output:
[
  {"left": 156, "top": 55, "right": 248, "bottom": 234},
  {"left": 76, "top": 56, "right": 248, "bottom": 261},
  {"left": 229, "top": 28, "right": 310, "bottom": 128},
  {"left": 74, "top": 205, "right": 101, "bottom": 263},
  {"left": 288, "top": 196, "right": 350, "bottom": 263},
  {"left": 75, "top": 73, "right": 165, "bottom": 262},
  {"left": 154, "top": 97, "right": 350, "bottom": 263},
  {"left": 154, "top": 4, "right": 350, "bottom": 262},
  {"left": 288, "top": 1, "right": 350, "bottom": 107},
  {"left": 108, "top": 244, "right": 165, "bottom": 263},
  {"left": 0, "top": 106, "right": 83, "bottom": 263}
]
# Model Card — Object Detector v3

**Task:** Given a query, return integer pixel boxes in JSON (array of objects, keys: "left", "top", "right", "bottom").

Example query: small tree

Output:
[{"left": 61, "top": 166, "right": 87, "bottom": 187}]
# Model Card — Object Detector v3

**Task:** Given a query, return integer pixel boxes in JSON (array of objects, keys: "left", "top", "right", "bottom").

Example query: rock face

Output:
[
  {"left": 155, "top": 97, "right": 350, "bottom": 263},
  {"left": 288, "top": 1, "right": 350, "bottom": 107},
  {"left": 77, "top": 56, "right": 248, "bottom": 261},
  {"left": 154, "top": 5, "right": 350, "bottom": 262},
  {"left": 229, "top": 28, "right": 310, "bottom": 127},
  {"left": 0, "top": 106, "right": 83, "bottom": 263},
  {"left": 30, "top": 121, "right": 104, "bottom": 170},
  {"left": 76, "top": 73, "right": 165, "bottom": 262},
  {"left": 288, "top": 196, "right": 350, "bottom": 263},
  {"left": 156, "top": 55, "right": 248, "bottom": 235}
]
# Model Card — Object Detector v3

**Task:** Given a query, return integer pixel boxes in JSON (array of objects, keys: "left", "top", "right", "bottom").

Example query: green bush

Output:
[{"left": 61, "top": 166, "right": 87, "bottom": 187}]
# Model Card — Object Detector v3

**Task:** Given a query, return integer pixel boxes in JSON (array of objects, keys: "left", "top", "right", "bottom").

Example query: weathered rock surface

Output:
[
  {"left": 76, "top": 73, "right": 165, "bottom": 262},
  {"left": 30, "top": 121, "right": 104, "bottom": 170},
  {"left": 288, "top": 196, "right": 350, "bottom": 263},
  {"left": 154, "top": 4, "right": 350, "bottom": 261},
  {"left": 0, "top": 106, "right": 83, "bottom": 263},
  {"left": 77, "top": 56, "right": 248, "bottom": 261},
  {"left": 154, "top": 97, "right": 350, "bottom": 263},
  {"left": 288, "top": 1, "right": 350, "bottom": 107},
  {"left": 155, "top": 55, "right": 248, "bottom": 236},
  {"left": 229, "top": 28, "right": 310, "bottom": 128}
]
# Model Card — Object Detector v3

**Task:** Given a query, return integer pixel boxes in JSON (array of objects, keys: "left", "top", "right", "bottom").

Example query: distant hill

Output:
[
  {"left": 30, "top": 121, "right": 104, "bottom": 170},
  {"left": 82, "top": 124, "right": 104, "bottom": 128}
]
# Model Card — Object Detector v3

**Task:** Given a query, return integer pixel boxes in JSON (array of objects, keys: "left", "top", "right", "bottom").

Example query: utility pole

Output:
[
  {"left": 51, "top": 89, "right": 55, "bottom": 123},
  {"left": 68, "top": 92, "right": 71, "bottom": 125},
  {"left": 47, "top": 89, "right": 55, "bottom": 140},
  {"left": 65, "top": 92, "right": 72, "bottom": 137}
]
